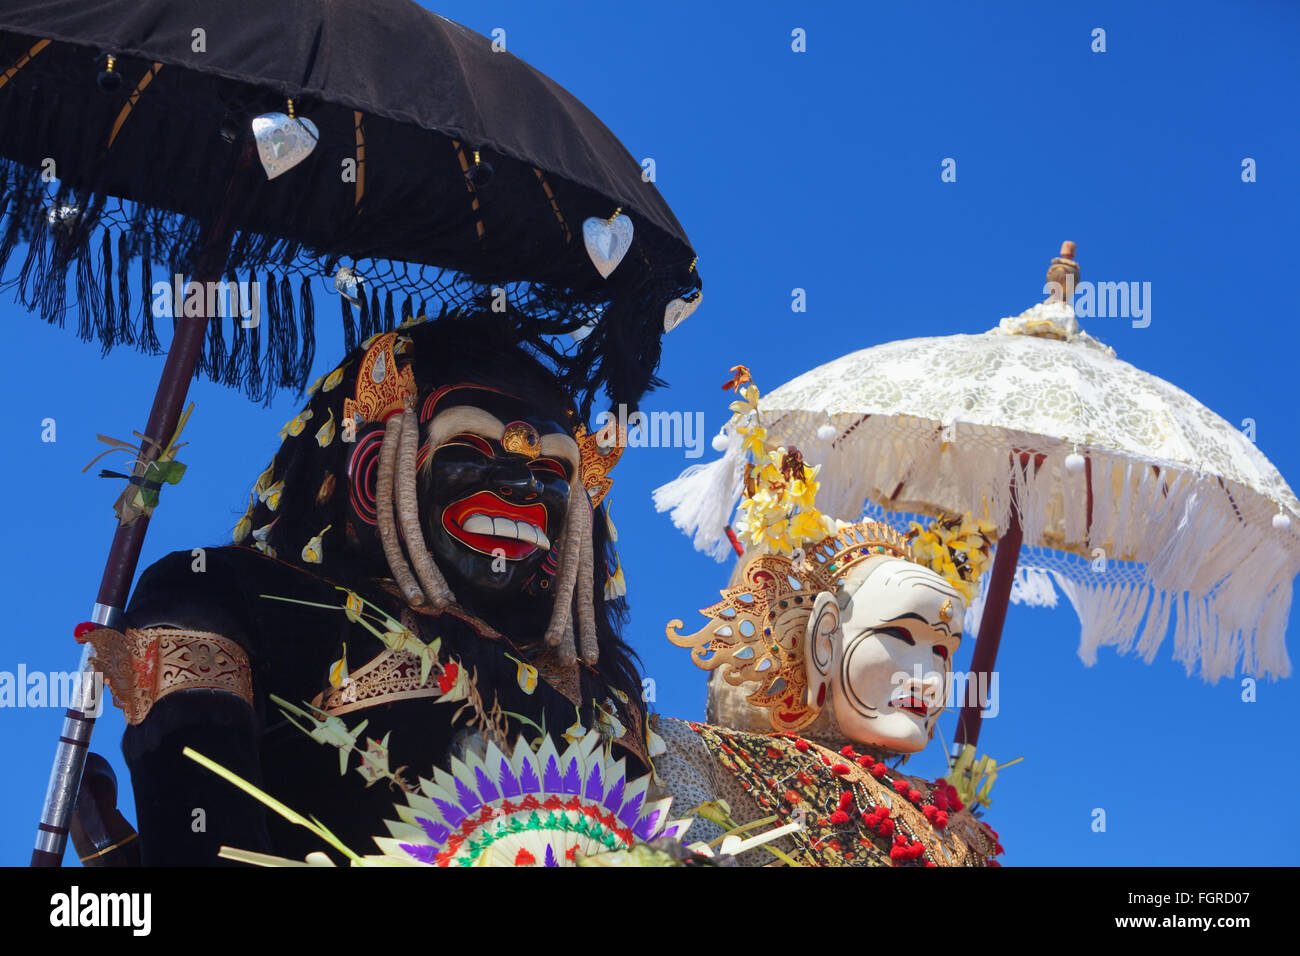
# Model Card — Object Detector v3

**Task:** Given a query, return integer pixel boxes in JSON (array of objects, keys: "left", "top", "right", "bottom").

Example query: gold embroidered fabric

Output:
[
  {"left": 78, "top": 627, "right": 253, "bottom": 725},
  {"left": 690, "top": 723, "right": 998, "bottom": 867}
]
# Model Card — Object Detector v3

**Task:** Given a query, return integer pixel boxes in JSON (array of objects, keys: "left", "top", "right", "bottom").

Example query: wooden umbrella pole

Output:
[
  {"left": 30, "top": 145, "right": 253, "bottom": 867},
  {"left": 953, "top": 485, "right": 1023, "bottom": 751}
]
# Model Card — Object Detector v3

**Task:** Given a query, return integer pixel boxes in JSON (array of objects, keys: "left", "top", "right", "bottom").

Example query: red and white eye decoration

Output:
[
  {"left": 442, "top": 433, "right": 494, "bottom": 457},
  {"left": 528, "top": 457, "right": 568, "bottom": 479},
  {"left": 348, "top": 429, "right": 384, "bottom": 525}
]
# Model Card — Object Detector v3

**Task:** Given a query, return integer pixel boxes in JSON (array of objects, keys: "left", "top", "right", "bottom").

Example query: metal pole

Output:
[
  {"left": 30, "top": 145, "right": 252, "bottom": 866},
  {"left": 953, "top": 485, "right": 1023, "bottom": 751}
]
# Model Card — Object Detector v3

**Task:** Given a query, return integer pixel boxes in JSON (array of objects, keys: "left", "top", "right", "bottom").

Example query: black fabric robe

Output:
[{"left": 121, "top": 545, "right": 622, "bottom": 865}]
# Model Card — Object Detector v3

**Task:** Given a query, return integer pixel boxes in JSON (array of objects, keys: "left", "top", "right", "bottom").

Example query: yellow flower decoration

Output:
[
  {"left": 509, "top": 657, "right": 539, "bottom": 695},
  {"left": 302, "top": 525, "right": 332, "bottom": 564},
  {"left": 259, "top": 479, "right": 285, "bottom": 511},
  {"left": 646, "top": 721, "right": 667, "bottom": 758},
  {"left": 329, "top": 643, "right": 349, "bottom": 689},
  {"left": 315, "top": 409, "right": 336, "bottom": 448},
  {"left": 604, "top": 555, "right": 627, "bottom": 600},
  {"left": 905, "top": 514, "right": 997, "bottom": 602},
  {"left": 343, "top": 590, "right": 364, "bottom": 623},
  {"left": 278, "top": 409, "right": 313, "bottom": 441},
  {"left": 594, "top": 699, "right": 626, "bottom": 741},
  {"left": 740, "top": 427, "right": 767, "bottom": 457},
  {"left": 233, "top": 509, "right": 253, "bottom": 544},
  {"left": 253, "top": 463, "right": 275, "bottom": 495},
  {"left": 562, "top": 716, "right": 587, "bottom": 745},
  {"left": 723, "top": 371, "right": 839, "bottom": 558},
  {"left": 322, "top": 367, "right": 345, "bottom": 392}
]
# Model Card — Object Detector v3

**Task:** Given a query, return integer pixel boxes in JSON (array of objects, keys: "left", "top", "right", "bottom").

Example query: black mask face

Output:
[{"left": 417, "top": 388, "right": 576, "bottom": 606}]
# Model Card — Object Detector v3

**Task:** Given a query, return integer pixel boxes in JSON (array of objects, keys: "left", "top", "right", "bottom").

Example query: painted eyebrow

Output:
[
  {"left": 900, "top": 576, "right": 961, "bottom": 599},
  {"left": 428, "top": 406, "right": 506, "bottom": 449},
  {"left": 876, "top": 612, "right": 953, "bottom": 638},
  {"left": 539, "top": 433, "right": 579, "bottom": 472},
  {"left": 427, "top": 406, "right": 579, "bottom": 471}
]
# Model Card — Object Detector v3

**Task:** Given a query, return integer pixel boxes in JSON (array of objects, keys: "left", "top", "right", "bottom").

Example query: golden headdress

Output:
[
  {"left": 666, "top": 366, "right": 998, "bottom": 732},
  {"left": 666, "top": 521, "right": 913, "bottom": 732}
]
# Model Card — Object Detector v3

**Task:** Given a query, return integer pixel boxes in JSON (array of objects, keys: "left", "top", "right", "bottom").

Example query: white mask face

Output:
[{"left": 805, "top": 558, "right": 964, "bottom": 753}]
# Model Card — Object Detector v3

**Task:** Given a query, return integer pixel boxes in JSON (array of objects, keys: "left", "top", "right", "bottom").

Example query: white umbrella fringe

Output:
[{"left": 656, "top": 407, "right": 1297, "bottom": 683}]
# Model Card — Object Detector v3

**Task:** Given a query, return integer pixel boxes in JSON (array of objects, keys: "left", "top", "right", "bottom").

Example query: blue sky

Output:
[{"left": 3, "top": 0, "right": 1298, "bottom": 866}]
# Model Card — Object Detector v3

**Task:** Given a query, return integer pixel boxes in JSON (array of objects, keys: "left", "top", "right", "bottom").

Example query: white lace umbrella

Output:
[{"left": 656, "top": 252, "right": 1299, "bottom": 745}]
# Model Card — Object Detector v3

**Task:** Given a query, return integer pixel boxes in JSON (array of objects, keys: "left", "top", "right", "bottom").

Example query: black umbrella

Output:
[{"left": 0, "top": 0, "right": 702, "bottom": 866}]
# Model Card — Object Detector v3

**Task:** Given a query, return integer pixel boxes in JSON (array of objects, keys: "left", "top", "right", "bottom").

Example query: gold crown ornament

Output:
[
  {"left": 574, "top": 420, "right": 626, "bottom": 507},
  {"left": 343, "top": 331, "right": 418, "bottom": 425}
]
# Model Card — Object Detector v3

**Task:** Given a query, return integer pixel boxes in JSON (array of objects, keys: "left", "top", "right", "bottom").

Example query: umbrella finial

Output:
[{"left": 1044, "top": 240, "right": 1079, "bottom": 304}]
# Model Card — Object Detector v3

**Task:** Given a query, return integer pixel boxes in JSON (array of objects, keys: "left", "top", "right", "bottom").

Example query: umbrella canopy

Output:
[
  {"left": 0, "top": 0, "right": 701, "bottom": 413},
  {"left": 658, "top": 279, "right": 1299, "bottom": 686},
  {"left": 1, "top": 0, "right": 704, "bottom": 866}
]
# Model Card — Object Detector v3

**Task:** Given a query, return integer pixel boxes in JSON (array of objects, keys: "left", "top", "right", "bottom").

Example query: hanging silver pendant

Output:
[
  {"left": 663, "top": 289, "right": 703, "bottom": 332},
  {"left": 252, "top": 112, "right": 319, "bottom": 180},
  {"left": 582, "top": 214, "right": 634, "bottom": 278},
  {"left": 333, "top": 265, "right": 364, "bottom": 306}
]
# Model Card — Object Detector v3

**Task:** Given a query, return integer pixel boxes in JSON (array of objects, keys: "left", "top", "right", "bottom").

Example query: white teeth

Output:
[
  {"left": 459, "top": 513, "right": 550, "bottom": 550},
  {"left": 461, "top": 514, "right": 495, "bottom": 536}
]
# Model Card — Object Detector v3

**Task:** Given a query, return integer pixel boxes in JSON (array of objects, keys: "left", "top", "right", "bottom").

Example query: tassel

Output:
[
  {"left": 15, "top": 221, "right": 47, "bottom": 309},
  {"left": 222, "top": 270, "right": 246, "bottom": 387},
  {"left": 341, "top": 296, "right": 357, "bottom": 354},
  {"left": 99, "top": 230, "right": 117, "bottom": 352},
  {"left": 417, "top": 298, "right": 427, "bottom": 321},
  {"left": 275, "top": 274, "right": 297, "bottom": 387},
  {"left": 298, "top": 274, "right": 316, "bottom": 388},
  {"left": 139, "top": 237, "right": 161, "bottom": 353},
  {"left": 264, "top": 271, "right": 287, "bottom": 393},
  {"left": 245, "top": 269, "right": 263, "bottom": 402},
  {"left": 357, "top": 288, "right": 371, "bottom": 345},
  {"left": 40, "top": 224, "right": 73, "bottom": 328},
  {"left": 116, "top": 230, "right": 134, "bottom": 346},
  {"left": 384, "top": 289, "right": 395, "bottom": 331},
  {"left": 202, "top": 285, "right": 228, "bottom": 381},
  {"left": 368, "top": 286, "right": 382, "bottom": 340},
  {"left": 401, "top": 295, "right": 413, "bottom": 325},
  {"left": 0, "top": 192, "right": 23, "bottom": 280},
  {"left": 75, "top": 233, "right": 98, "bottom": 342}
]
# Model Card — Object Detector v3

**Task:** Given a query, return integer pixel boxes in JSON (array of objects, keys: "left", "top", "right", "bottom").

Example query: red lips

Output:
[
  {"left": 441, "top": 490, "right": 548, "bottom": 560},
  {"left": 892, "top": 696, "right": 928, "bottom": 718}
]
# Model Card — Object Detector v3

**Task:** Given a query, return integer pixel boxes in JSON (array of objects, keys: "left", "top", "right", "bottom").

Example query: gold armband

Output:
[{"left": 78, "top": 627, "right": 253, "bottom": 725}]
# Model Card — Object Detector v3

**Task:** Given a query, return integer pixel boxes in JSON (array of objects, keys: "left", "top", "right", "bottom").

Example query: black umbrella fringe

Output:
[{"left": 0, "top": 158, "right": 700, "bottom": 415}]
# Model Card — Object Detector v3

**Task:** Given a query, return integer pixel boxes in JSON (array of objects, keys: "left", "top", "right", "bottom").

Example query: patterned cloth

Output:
[{"left": 652, "top": 718, "right": 999, "bottom": 867}]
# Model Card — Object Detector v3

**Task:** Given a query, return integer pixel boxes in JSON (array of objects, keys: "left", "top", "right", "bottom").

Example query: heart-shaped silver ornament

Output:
[
  {"left": 252, "top": 112, "right": 319, "bottom": 180},
  {"left": 663, "top": 290, "right": 703, "bottom": 332},
  {"left": 582, "top": 214, "right": 634, "bottom": 278},
  {"left": 333, "top": 266, "right": 364, "bottom": 306}
]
